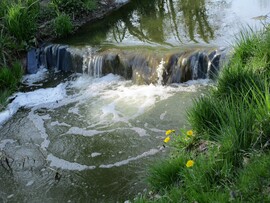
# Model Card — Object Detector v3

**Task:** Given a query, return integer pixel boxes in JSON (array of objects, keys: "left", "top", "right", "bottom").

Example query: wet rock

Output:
[
  {"left": 103, "top": 54, "right": 120, "bottom": 75},
  {"left": 130, "top": 55, "right": 159, "bottom": 85},
  {"left": 38, "top": 44, "right": 73, "bottom": 72},
  {"left": 27, "top": 49, "right": 38, "bottom": 74}
]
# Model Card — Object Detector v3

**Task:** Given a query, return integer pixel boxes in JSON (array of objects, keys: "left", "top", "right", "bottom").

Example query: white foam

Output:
[
  {"left": 28, "top": 111, "right": 50, "bottom": 150},
  {"left": 130, "top": 127, "right": 148, "bottom": 137},
  {"left": 47, "top": 154, "right": 96, "bottom": 171},
  {"left": 22, "top": 68, "right": 48, "bottom": 86},
  {"left": 0, "top": 83, "right": 67, "bottom": 126},
  {"left": 13, "top": 83, "right": 66, "bottom": 107},
  {"left": 115, "top": 0, "right": 129, "bottom": 3},
  {"left": 64, "top": 127, "right": 108, "bottom": 137},
  {"left": 51, "top": 121, "right": 71, "bottom": 127},
  {"left": 160, "top": 111, "right": 167, "bottom": 120},
  {"left": 99, "top": 148, "right": 160, "bottom": 168},
  {"left": 91, "top": 152, "right": 102, "bottom": 158},
  {"left": 26, "top": 180, "right": 34, "bottom": 187}
]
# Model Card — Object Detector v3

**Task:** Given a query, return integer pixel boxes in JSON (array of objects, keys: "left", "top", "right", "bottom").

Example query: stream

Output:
[{"left": 0, "top": 0, "right": 270, "bottom": 202}]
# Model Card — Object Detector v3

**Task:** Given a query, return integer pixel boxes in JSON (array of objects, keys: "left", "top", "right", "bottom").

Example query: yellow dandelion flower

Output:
[
  {"left": 166, "top": 129, "right": 175, "bottom": 135},
  {"left": 186, "top": 160, "right": 194, "bottom": 168},
  {"left": 186, "top": 130, "right": 194, "bottom": 136},
  {"left": 164, "top": 136, "right": 170, "bottom": 143}
]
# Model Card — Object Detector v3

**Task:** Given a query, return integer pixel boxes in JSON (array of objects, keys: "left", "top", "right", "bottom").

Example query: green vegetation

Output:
[
  {"left": 53, "top": 13, "right": 73, "bottom": 37},
  {"left": 0, "top": 62, "right": 23, "bottom": 110},
  {"left": 51, "top": 0, "right": 97, "bottom": 18},
  {"left": 4, "top": 0, "right": 39, "bottom": 43},
  {"left": 136, "top": 26, "right": 270, "bottom": 202},
  {"left": 0, "top": 0, "right": 98, "bottom": 110}
]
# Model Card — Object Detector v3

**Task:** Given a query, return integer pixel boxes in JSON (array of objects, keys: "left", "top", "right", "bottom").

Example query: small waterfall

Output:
[
  {"left": 34, "top": 44, "right": 228, "bottom": 84},
  {"left": 83, "top": 48, "right": 103, "bottom": 77},
  {"left": 156, "top": 58, "right": 165, "bottom": 85}
]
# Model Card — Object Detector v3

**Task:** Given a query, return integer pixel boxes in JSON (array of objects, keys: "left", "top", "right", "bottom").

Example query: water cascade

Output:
[
  {"left": 82, "top": 48, "right": 104, "bottom": 77},
  {"left": 157, "top": 58, "right": 165, "bottom": 85},
  {"left": 33, "top": 44, "right": 228, "bottom": 84}
]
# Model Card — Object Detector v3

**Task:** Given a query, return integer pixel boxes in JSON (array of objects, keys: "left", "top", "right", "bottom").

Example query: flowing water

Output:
[{"left": 1, "top": 0, "right": 270, "bottom": 202}]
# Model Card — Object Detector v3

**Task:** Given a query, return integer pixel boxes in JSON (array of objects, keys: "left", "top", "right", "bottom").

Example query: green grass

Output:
[
  {"left": 0, "top": 61, "right": 23, "bottom": 110},
  {"left": 136, "top": 26, "right": 270, "bottom": 203},
  {"left": 53, "top": 13, "right": 73, "bottom": 37},
  {"left": 4, "top": 0, "right": 39, "bottom": 43},
  {"left": 146, "top": 156, "right": 185, "bottom": 191},
  {"left": 235, "top": 153, "right": 270, "bottom": 202}
]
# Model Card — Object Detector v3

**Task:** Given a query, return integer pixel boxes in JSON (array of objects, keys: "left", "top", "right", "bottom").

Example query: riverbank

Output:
[
  {"left": 38, "top": 0, "right": 130, "bottom": 42},
  {"left": 0, "top": 0, "right": 130, "bottom": 110},
  {"left": 134, "top": 26, "right": 270, "bottom": 202}
]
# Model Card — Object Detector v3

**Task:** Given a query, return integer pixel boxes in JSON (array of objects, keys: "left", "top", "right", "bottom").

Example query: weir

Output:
[
  {"left": 33, "top": 44, "right": 228, "bottom": 85},
  {"left": 82, "top": 48, "right": 103, "bottom": 77}
]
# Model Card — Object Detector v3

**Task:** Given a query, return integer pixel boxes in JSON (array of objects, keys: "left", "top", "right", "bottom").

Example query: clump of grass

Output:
[
  {"left": 4, "top": 0, "right": 39, "bottom": 43},
  {"left": 53, "top": 13, "right": 73, "bottom": 37},
  {"left": 0, "top": 61, "right": 23, "bottom": 110},
  {"left": 231, "top": 26, "right": 262, "bottom": 66},
  {"left": 0, "top": 61, "right": 23, "bottom": 90},
  {"left": 147, "top": 156, "right": 185, "bottom": 191},
  {"left": 0, "top": 89, "right": 14, "bottom": 111}
]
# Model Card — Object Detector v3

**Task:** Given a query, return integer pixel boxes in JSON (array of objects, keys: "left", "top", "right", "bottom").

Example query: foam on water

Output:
[
  {"left": 0, "top": 83, "right": 67, "bottom": 126},
  {"left": 22, "top": 68, "right": 48, "bottom": 86},
  {"left": 47, "top": 154, "right": 96, "bottom": 171},
  {"left": 64, "top": 127, "right": 109, "bottom": 137},
  {"left": 90, "top": 152, "right": 102, "bottom": 158},
  {"left": 99, "top": 148, "right": 160, "bottom": 168},
  {"left": 0, "top": 73, "right": 209, "bottom": 176}
]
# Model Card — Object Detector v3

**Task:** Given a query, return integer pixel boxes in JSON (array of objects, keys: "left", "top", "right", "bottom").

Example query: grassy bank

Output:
[
  {"left": 0, "top": 0, "right": 99, "bottom": 109},
  {"left": 135, "top": 26, "right": 270, "bottom": 202}
]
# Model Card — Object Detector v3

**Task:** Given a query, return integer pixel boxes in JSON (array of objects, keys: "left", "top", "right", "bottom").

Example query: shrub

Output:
[{"left": 53, "top": 13, "right": 73, "bottom": 37}]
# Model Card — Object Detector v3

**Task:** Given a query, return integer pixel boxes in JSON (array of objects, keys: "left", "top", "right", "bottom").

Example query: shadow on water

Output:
[{"left": 57, "top": 0, "right": 222, "bottom": 46}]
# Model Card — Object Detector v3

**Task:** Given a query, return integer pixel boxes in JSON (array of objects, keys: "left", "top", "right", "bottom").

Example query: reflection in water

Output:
[
  {"left": 57, "top": 0, "right": 270, "bottom": 47},
  {"left": 179, "top": 0, "right": 214, "bottom": 43},
  {"left": 111, "top": 0, "right": 216, "bottom": 45},
  {"left": 58, "top": 0, "right": 221, "bottom": 46}
]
